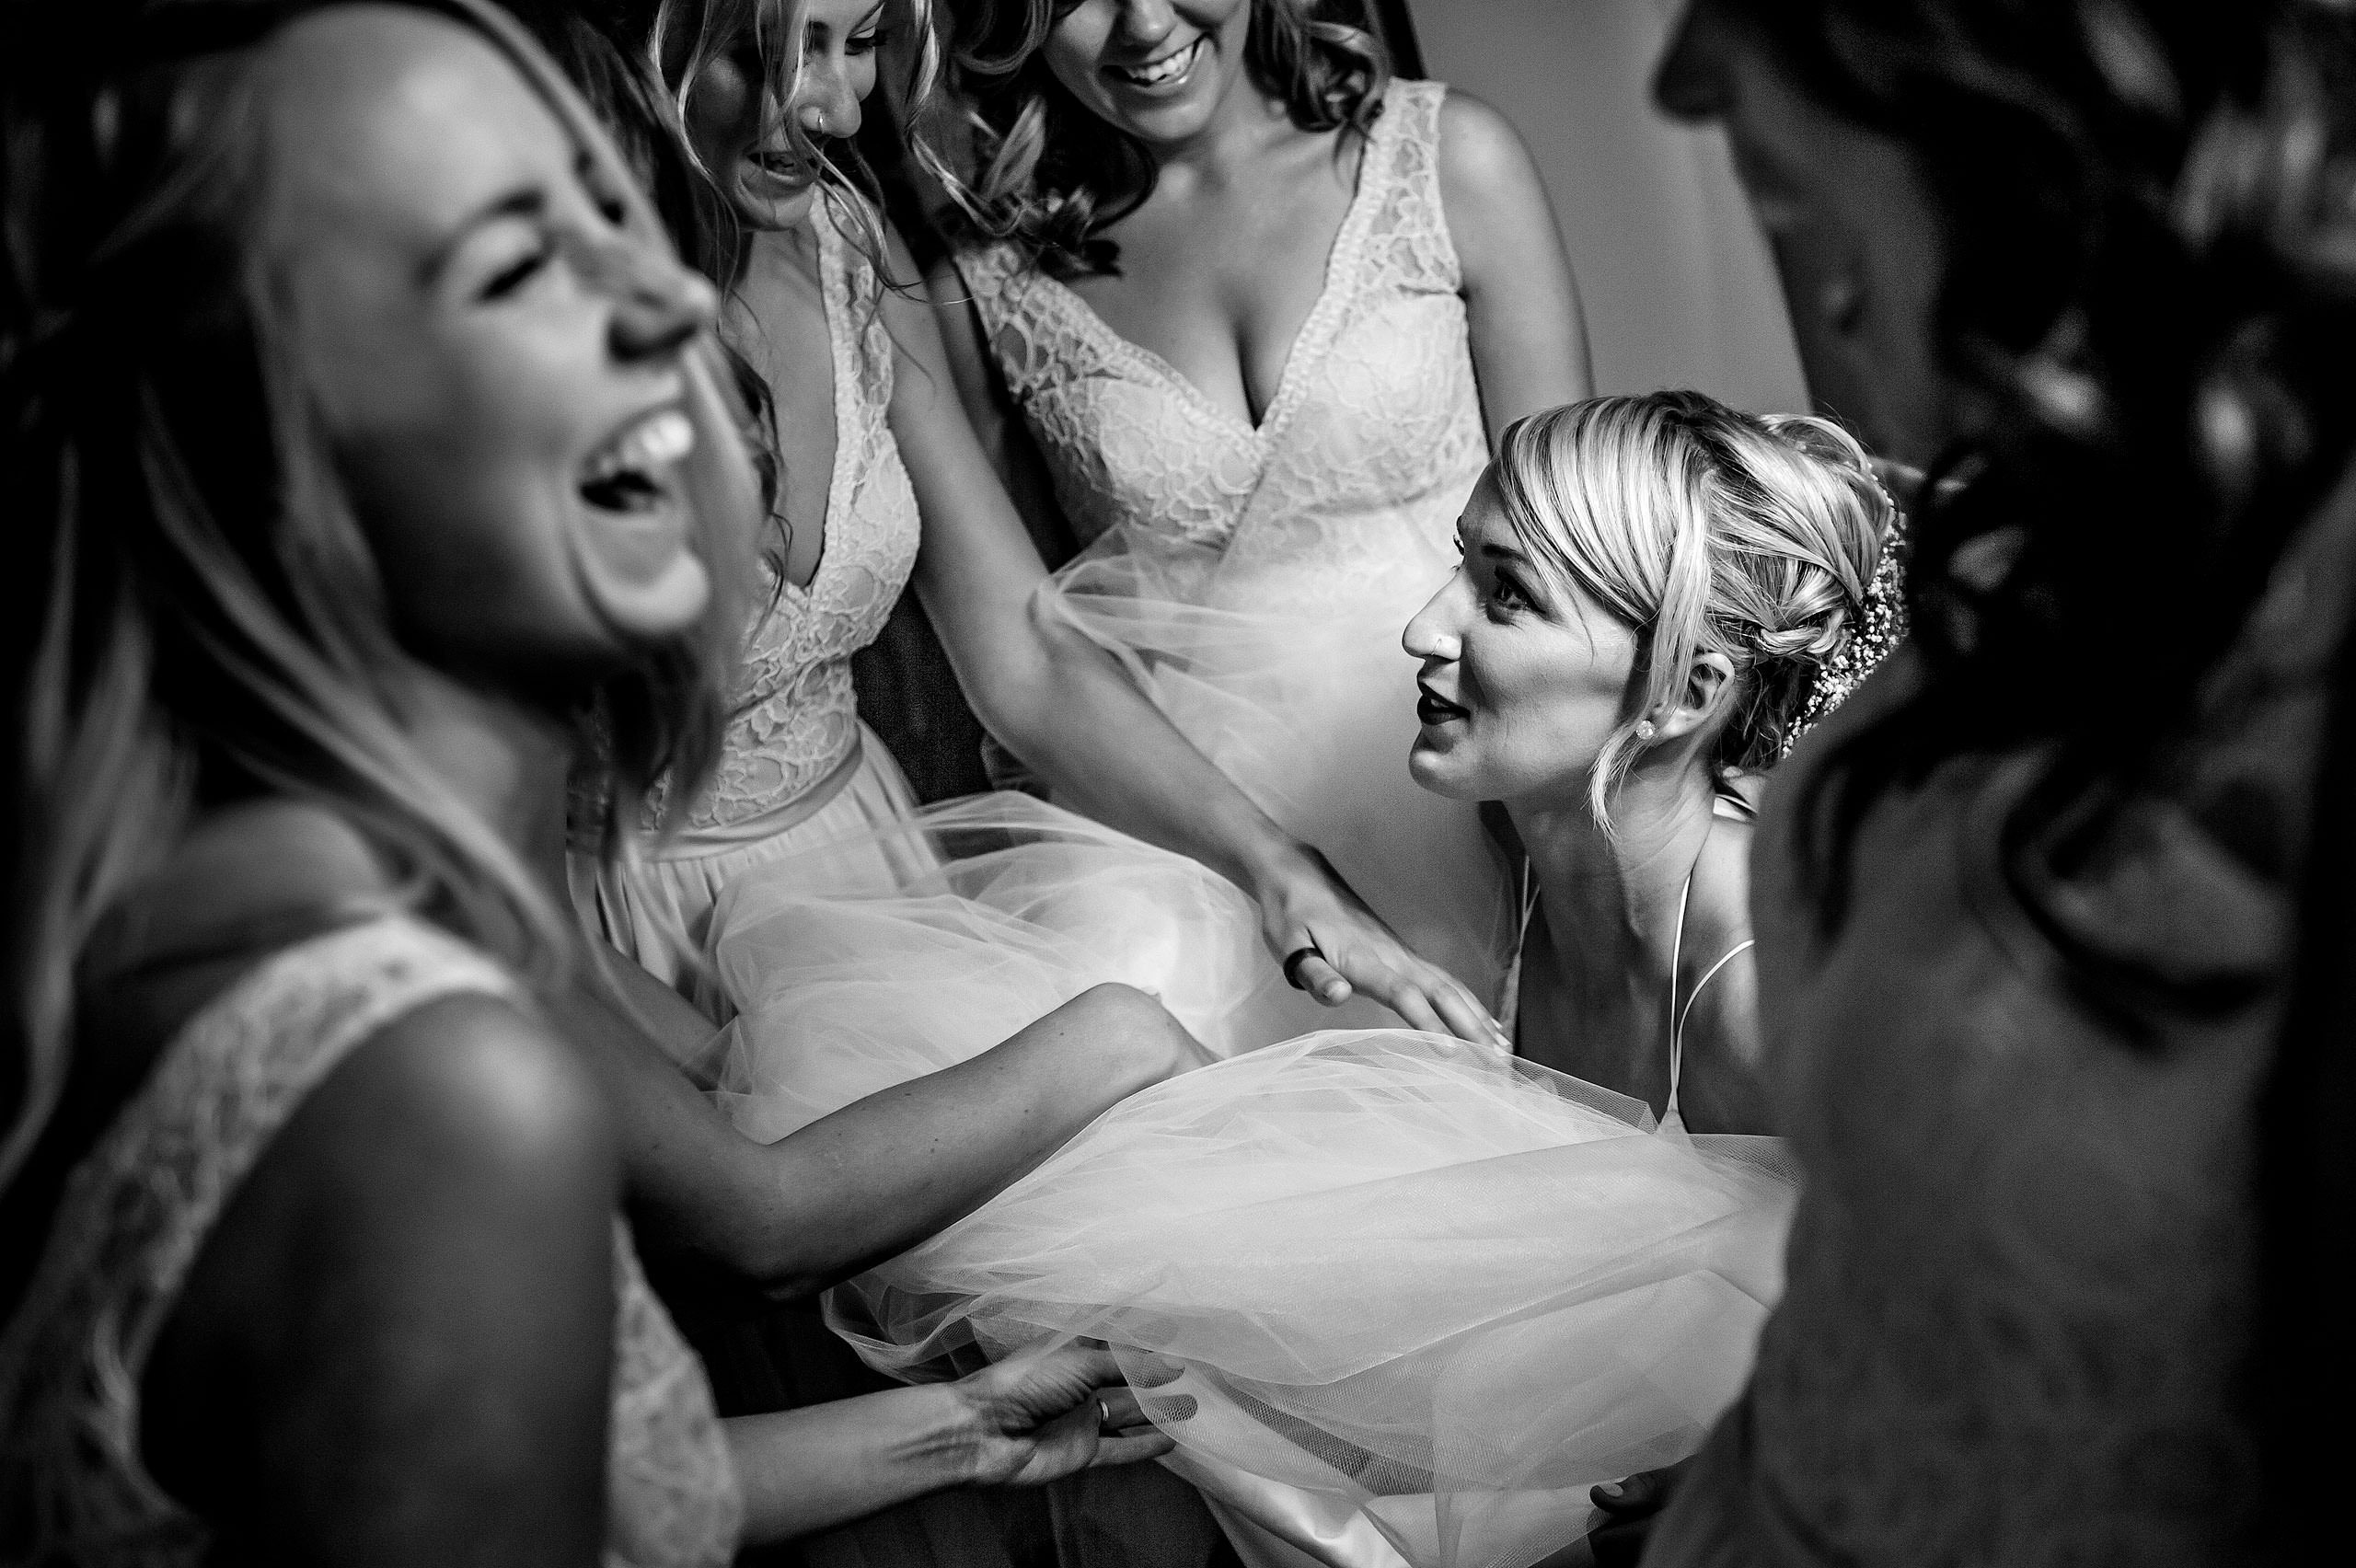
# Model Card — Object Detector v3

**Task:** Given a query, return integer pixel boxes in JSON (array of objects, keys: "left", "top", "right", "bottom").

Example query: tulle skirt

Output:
[
  {"left": 1037, "top": 523, "right": 1517, "bottom": 1036},
  {"left": 701, "top": 797, "right": 1795, "bottom": 1568}
]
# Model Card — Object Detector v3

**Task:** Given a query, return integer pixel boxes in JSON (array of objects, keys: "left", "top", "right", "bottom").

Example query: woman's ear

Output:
[{"left": 1656, "top": 650, "right": 1737, "bottom": 740}]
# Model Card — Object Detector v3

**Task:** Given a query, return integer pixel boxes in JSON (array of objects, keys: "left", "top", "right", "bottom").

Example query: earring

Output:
[{"left": 1634, "top": 719, "right": 1657, "bottom": 742}]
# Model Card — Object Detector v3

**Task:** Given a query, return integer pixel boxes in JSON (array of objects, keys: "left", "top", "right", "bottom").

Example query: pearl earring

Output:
[{"left": 1634, "top": 719, "right": 1657, "bottom": 742}]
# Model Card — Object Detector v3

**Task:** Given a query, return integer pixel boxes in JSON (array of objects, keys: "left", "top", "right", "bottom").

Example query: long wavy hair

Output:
[
  {"left": 1702, "top": 2, "right": 2356, "bottom": 943},
  {"left": 0, "top": 0, "right": 754, "bottom": 1191},
  {"left": 928, "top": 0, "right": 1390, "bottom": 274},
  {"left": 1683, "top": 3, "right": 2356, "bottom": 1550}
]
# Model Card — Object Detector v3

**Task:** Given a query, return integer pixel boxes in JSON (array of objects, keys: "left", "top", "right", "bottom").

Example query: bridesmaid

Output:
[
  {"left": 930, "top": 0, "right": 1593, "bottom": 1032},
  {"left": 567, "top": 0, "right": 1503, "bottom": 1043},
  {"left": 0, "top": 2, "right": 1169, "bottom": 1557},
  {"left": 1586, "top": 2, "right": 2356, "bottom": 1562}
]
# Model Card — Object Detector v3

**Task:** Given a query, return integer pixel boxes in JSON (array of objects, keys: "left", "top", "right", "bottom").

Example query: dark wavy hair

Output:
[
  {"left": 928, "top": 0, "right": 1390, "bottom": 274},
  {"left": 0, "top": 0, "right": 754, "bottom": 1190},
  {"left": 1693, "top": 2, "right": 2356, "bottom": 948},
  {"left": 1675, "top": 4, "right": 2356, "bottom": 1551}
]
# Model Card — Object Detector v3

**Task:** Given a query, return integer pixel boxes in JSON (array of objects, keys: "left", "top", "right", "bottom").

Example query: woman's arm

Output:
[
  {"left": 142, "top": 995, "right": 621, "bottom": 1566},
  {"left": 728, "top": 1342, "right": 1171, "bottom": 1544},
  {"left": 929, "top": 259, "right": 1081, "bottom": 570},
  {"left": 552, "top": 961, "right": 1206, "bottom": 1298},
  {"left": 900, "top": 233, "right": 1505, "bottom": 1044},
  {"left": 1437, "top": 91, "right": 1595, "bottom": 444}
]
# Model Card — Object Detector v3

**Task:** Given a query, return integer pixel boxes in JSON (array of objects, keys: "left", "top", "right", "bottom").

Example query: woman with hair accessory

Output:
[
  {"left": 791, "top": 397, "right": 1898, "bottom": 1568},
  {"left": 1573, "top": 2, "right": 2356, "bottom": 1562},
  {"left": 555, "top": 0, "right": 1504, "bottom": 1050},
  {"left": 927, "top": 0, "right": 1595, "bottom": 1040},
  {"left": 0, "top": 2, "right": 1178, "bottom": 1556},
  {"left": 1405, "top": 392, "right": 1897, "bottom": 1136}
]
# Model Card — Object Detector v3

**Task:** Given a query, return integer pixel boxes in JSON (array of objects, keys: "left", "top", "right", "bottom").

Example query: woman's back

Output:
[
  {"left": 1644, "top": 472, "right": 2356, "bottom": 1565},
  {"left": 0, "top": 815, "right": 741, "bottom": 1564}
]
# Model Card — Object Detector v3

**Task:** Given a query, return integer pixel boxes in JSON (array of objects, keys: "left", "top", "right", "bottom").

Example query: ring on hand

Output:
[
  {"left": 1096, "top": 1398, "right": 1113, "bottom": 1433},
  {"left": 1282, "top": 944, "right": 1323, "bottom": 992}
]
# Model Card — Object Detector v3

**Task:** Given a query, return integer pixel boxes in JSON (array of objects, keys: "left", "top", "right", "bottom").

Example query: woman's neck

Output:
[
  {"left": 1148, "top": 81, "right": 1302, "bottom": 184},
  {"left": 403, "top": 670, "right": 575, "bottom": 888},
  {"left": 1509, "top": 763, "right": 1723, "bottom": 1012}
]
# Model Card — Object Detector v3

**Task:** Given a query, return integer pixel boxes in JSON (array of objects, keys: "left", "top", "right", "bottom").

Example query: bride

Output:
[{"left": 715, "top": 390, "right": 1896, "bottom": 1567}]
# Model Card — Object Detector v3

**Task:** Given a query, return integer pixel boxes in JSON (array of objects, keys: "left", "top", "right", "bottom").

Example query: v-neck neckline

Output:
[
  {"left": 780, "top": 202, "right": 853, "bottom": 602},
  {"left": 1033, "top": 100, "right": 1393, "bottom": 445}
]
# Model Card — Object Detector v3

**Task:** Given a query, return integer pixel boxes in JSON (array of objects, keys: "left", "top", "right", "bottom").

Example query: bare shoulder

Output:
[{"left": 1433, "top": 88, "right": 1548, "bottom": 207}]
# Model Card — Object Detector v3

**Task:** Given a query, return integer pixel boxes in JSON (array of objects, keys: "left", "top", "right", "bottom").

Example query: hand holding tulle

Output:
[
  {"left": 1254, "top": 842, "right": 1509, "bottom": 1046},
  {"left": 953, "top": 1342, "right": 1174, "bottom": 1488}
]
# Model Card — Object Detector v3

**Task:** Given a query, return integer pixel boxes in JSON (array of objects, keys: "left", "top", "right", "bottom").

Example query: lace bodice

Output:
[
  {"left": 650, "top": 188, "right": 920, "bottom": 834},
  {"left": 958, "top": 80, "right": 1485, "bottom": 607},
  {"left": 1646, "top": 478, "right": 2356, "bottom": 1566},
  {"left": 0, "top": 916, "right": 742, "bottom": 1567}
]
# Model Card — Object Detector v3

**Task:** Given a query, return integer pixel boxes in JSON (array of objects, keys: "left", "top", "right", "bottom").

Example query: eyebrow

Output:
[
  {"left": 422, "top": 183, "right": 548, "bottom": 285},
  {"left": 1479, "top": 541, "right": 1531, "bottom": 566}
]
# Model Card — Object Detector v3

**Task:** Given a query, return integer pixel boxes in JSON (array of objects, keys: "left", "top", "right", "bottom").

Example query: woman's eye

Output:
[
  {"left": 1489, "top": 575, "right": 1529, "bottom": 612},
  {"left": 849, "top": 28, "right": 887, "bottom": 54},
  {"left": 479, "top": 239, "right": 554, "bottom": 301}
]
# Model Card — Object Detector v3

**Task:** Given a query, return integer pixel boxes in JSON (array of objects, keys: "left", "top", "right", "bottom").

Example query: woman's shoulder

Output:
[{"left": 1426, "top": 84, "right": 1550, "bottom": 213}]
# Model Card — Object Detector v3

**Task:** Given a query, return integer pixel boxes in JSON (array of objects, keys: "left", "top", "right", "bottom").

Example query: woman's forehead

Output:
[{"left": 261, "top": 7, "right": 576, "bottom": 251}]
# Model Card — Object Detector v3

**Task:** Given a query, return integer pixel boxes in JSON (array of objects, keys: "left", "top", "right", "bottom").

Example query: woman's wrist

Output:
[{"left": 884, "top": 1381, "right": 999, "bottom": 1491}]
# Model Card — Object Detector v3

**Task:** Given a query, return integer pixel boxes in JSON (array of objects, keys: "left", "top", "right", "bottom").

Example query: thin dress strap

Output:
[{"left": 1664, "top": 789, "right": 1761, "bottom": 1133}]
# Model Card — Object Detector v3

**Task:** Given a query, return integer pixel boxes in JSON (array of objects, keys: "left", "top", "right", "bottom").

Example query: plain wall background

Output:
[{"left": 1409, "top": 0, "right": 1808, "bottom": 413}]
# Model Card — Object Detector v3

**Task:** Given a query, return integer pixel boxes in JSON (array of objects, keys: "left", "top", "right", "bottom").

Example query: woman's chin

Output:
[{"left": 1407, "top": 736, "right": 1481, "bottom": 801}]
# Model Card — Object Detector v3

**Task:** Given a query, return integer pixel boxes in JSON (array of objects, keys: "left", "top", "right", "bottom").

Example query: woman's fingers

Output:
[
  {"left": 1090, "top": 1428, "right": 1177, "bottom": 1468},
  {"left": 1289, "top": 951, "right": 1354, "bottom": 1006},
  {"left": 1094, "top": 1385, "right": 1148, "bottom": 1431}
]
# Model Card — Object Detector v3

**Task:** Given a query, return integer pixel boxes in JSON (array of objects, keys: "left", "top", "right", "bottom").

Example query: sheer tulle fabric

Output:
[
  {"left": 705, "top": 802, "right": 1793, "bottom": 1568},
  {"left": 1038, "top": 529, "right": 1517, "bottom": 1041},
  {"left": 828, "top": 1033, "right": 1794, "bottom": 1568},
  {"left": 706, "top": 794, "right": 1285, "bottom": 1142}
]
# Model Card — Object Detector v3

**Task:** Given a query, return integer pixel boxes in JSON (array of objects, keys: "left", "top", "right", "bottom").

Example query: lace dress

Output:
[
  {"left": 571, "top": 187, "right": 929, "bottom": 1024},
  {"left": 0, "top": 916, "right": 741, "bottom": 1566},
  {"left": 956, "top": 79, "right": 1513, "bottom": 1038},
  {"left": 1641, "top": 477, "right": 2356, "bottom": 1565}
]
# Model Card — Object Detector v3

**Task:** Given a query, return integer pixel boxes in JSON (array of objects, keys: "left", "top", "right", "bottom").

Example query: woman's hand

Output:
[
  {"left": 1253, "top": 842, "right": 1509, "bottom": 1047},
  {"left": 952, "top": 1342, "right": 1174, "bottom": 1488}
]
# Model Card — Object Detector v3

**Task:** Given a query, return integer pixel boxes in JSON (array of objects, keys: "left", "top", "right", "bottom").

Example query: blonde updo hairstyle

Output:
[{"left": 1491, "top": 391, "right": 1892, "bottom": 826}]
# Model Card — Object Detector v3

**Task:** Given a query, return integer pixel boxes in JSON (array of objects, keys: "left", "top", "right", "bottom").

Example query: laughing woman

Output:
[{"left": 0, "top": 2, "right": 1170, "bottom": 1556}]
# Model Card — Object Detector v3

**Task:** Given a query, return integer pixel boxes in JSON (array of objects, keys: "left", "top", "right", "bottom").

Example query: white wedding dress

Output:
[{"left": 694, "top": 87, "right": 1793, "bottom": 1568}]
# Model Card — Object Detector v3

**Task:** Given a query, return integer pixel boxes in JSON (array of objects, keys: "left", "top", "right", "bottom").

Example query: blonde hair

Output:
[
  {"left": 1491, "top": 391, "right": 1893, "bottom": 825},
  {"left": 1, "top": 0, "right": 755, "bottom": 1190}
]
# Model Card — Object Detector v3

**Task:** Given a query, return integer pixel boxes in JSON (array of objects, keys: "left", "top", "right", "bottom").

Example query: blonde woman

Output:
[
  {"left": 1406, "top": 392, "right": 1897, "bottom": 1135},
  {"left": 0, "top": 3, "right": 1175, "bottom": 1556},
  {"left": 754, "top": 393, "right": 1885, "bottom": 1567}
]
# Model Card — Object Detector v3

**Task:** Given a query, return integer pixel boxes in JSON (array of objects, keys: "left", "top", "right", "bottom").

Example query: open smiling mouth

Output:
[
  {"left": 1416, "top": 683, "right": 1470, "bottom": 726},
  {"left": 580, "top": 407, "right": 695, "bottom": 515},
  {"left": 1110, "top": 34, "right": 1207, "bottom": 89}
]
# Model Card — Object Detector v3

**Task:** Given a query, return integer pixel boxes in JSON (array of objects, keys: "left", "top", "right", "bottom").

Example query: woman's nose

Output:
[
  {"left": 1112, "top": 0, "right": 1179, "bottom": 50},
  {"left": 793, "top": 63, "right": 862, "bottom": 141},
  {"left": 601, "top": 240, "right": 719, "bottom": 363},
  {"left": 1403, "top": 572, "right": 1470, "bottom": 660}
]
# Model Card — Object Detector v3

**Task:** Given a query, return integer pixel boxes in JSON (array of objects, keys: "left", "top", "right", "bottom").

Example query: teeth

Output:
[
  {"left": 585, "top": 409, "right": 695, "bottom": 484},
  {"left": 1118, "top": 37, "right": 1200, "bottom": 87}
]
